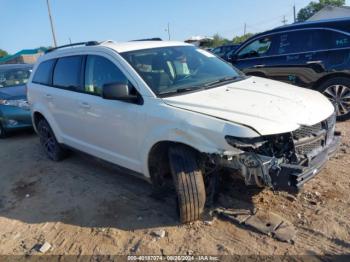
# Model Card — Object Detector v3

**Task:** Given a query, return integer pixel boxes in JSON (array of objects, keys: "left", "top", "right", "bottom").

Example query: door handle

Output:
[
  {"left": 45, "top": 94, "right": 53, "bottom": 100},
  {"left": 306, "top": 60, "right": 323, "bottom": 64},
  {"left": 254, "top": 64, "right": 265, "bottom": 68},
  {"left": 79, "top": 102, "right": 91, "bottom": 109}
]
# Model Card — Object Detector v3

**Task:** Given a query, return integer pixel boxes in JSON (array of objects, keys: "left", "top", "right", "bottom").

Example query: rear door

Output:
[
  {"left": 49, "top": 55, "right": 85, "bottom": 143},
  {"left": 259, "top": 29, "right": 330, "bottom": 87}
]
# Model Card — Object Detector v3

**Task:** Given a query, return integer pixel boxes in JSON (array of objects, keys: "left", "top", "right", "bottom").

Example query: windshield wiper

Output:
[
  {"left": 176, "top": 86, "right": 204, "bottom": 93},
  {"left": 158, "top": 77, "right": 240, "bottom": 97},
  {"left": 203, "top": 76, "right": 239, "bottom": 88},
  {"left": 159, "top": 86, "right": 204, "bottom": 97}
]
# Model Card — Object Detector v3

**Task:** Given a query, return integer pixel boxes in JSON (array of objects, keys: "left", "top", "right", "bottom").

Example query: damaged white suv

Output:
[{"left": 28, "top": 40, "right": 340, "bottom": 223}]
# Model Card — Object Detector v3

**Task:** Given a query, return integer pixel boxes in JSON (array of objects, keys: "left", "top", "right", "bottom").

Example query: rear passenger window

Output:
[
  {"left": 53, "top": 56, "right": 82, "bottom": 90},
  {"left": 32, "top": 59, "right": 56, "bottom": 85},
  {"left": 276, "top": 30, "right": 327, "bottom": 55},
  {"left": 329, "top": 31, "right": 350, "bottom": 48},
  {"left": 84, "top": 55, "right": 129, "bottom": 95}
]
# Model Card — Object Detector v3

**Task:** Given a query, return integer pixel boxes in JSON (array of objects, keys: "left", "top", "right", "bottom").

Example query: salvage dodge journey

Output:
[{"left": 27, "top": 40, "right": 340, "bottom": 223}]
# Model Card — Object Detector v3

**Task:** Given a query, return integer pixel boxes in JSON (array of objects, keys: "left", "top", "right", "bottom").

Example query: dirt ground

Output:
[{"left": 0, "top": 121, "right": 349, "bottom": 257}]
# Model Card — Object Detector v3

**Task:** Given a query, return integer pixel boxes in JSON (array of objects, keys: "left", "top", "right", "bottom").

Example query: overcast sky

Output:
[{"left": 2, "top": 0, "right": 350, "bottom": 54}]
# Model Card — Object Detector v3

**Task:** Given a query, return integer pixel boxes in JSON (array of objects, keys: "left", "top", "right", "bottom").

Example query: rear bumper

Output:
[
  {"left": 0, "top": 105, "right": 32, "bottom": 131},
  {"left": 270, "top": 134, "right": 341, "bottom": 190}
]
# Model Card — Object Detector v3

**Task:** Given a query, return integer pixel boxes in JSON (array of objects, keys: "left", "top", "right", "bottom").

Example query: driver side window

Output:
[
  {"left": 85, "top": 55, "right": 130, "bottom": 95},
  {"left": 238, "top": 36, "right": 272, "bottom": 59}
]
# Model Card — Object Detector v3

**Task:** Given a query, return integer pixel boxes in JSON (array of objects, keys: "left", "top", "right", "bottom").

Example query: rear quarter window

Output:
[
  {"left": 32, "top": 59, "right": 56, "bottom": 85},
  {"left": 329, "top": 31, "right": 350, "bottom": 48},
  {"left": 53, "top": 56, "right": 83, "bottom": 90}
]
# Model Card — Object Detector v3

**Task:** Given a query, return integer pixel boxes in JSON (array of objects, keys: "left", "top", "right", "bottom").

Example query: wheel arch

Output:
[
  {"left": 33, "top": 111, "right": 45, "bottom": 131},
  {"left": 313, "top": 72, "right": 350, "bottom": 91},
  {"left": 31, "top": 109, "right": 63, "bottom": 143},
  {"left": 147, "top": 140, "right": 203, "bottom": 187}
]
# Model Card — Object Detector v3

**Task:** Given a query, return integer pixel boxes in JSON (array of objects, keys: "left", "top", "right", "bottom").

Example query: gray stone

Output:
[{"left": 151, "top": 230, "right": 166, "bottom": 238}]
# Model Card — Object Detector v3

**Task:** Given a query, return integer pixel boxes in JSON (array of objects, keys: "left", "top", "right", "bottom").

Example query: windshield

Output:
[
  {"left": 121, "top": 46, "right": 243, "bottom": 96},
  {"left": 0, "top": 68, "right": 32, "bottom": 88}
]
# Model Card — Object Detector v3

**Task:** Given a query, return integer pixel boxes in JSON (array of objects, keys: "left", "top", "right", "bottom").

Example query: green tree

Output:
[
  {"left": 297, "top": 0, "right": 345, "bottom": 22},
  {"left": 0, "top": 49, "right": 8, "bottom": 58},
  {"left": 211, "top": 33, "right": 231, "bottom": 47},
  {"left": 232, "top": 33, "right": 254, "bottom": 44}
]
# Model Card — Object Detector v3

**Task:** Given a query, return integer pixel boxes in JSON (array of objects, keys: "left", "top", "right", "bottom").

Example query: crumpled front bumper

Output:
[{"left": 269, "top": 133, "right": 341, "bottom": 190}]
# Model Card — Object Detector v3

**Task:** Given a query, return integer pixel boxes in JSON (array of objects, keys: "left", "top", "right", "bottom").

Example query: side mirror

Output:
[
  {"left": 102, "top": 83, "right": 138, "bottom": 102},
  {"left": 228, "top": 54, "right": 238, "bottom": 62}
]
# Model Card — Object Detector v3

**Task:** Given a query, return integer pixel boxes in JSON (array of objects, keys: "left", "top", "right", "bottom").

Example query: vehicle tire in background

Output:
[
  {"left": 37, "top": 119, "right": 67, "bottom": 161},
  {"left": 168, "top": 145, "right": 206, "bottom": 223},
  {"left": 318, "top": 77, "right": 350, "bottom": 121},
  {"left": 0, "top": 123, "right": 6, "bottom": 138}
]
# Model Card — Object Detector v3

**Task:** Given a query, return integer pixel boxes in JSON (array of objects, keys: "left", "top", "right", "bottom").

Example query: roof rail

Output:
[
  {"left": 131, "top": 37, "right": 162, "bottom": 42},
  {"left": 45, "top": 41, "right": 100, "bottom": 53}
]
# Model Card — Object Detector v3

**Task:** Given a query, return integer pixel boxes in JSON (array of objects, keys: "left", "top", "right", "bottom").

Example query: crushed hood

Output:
[{"left": 163, "top": 76, "right": 334, "bottom": 135}]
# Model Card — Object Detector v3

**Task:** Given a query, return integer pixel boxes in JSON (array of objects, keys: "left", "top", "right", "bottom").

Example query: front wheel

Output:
[
  {"left": 168, "top": 145, "right": 206, "bottom": 223},
  {"left": 318, "top": 77, "right": 350, "bottom": 121},
  {"left": 37, "top": 119, "right": 67, "bottom": 161}
]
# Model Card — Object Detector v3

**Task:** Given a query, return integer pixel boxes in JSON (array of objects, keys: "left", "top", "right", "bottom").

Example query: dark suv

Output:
[
  {"left": 212, "top": 44, "right": 240, "bottom": 59},
  {"left": 229, "top": 18, "right": 350, "bottom": 121}
]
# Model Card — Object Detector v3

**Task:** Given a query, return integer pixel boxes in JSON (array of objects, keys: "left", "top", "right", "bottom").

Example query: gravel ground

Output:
[{"left": 0, "top": 121, "right": 349, "bottom": 256}]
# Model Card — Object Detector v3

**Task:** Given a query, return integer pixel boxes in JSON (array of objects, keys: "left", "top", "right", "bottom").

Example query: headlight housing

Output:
[
  {"left": 225, "top": 136, "right": 267, "bottom": 150},
  {"left": 225, "top": 134, "right": 294, "bottom": 159},
  {"left": 0, "top": 99, "right": 30, "bottom": 110}
]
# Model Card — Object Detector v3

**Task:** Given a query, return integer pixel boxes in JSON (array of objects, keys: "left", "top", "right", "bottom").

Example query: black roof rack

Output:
[
  {"left": 131, "top": 37, "right": 162, "bottom": 42},
  {"left": 45, "top": 41, "right": 100, "bottom": 53}
]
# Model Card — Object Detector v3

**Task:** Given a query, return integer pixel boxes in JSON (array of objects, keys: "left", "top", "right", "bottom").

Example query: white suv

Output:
[{"left": 28, "top": 40, "right": 340, "bottom": 223}]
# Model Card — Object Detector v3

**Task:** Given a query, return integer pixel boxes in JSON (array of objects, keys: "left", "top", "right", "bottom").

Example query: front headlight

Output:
[
  {"left": 225, "top": 135, "right": 267, "bottom": 150},
  {"left": 0, "top": 99, "right": 30, "bottom": 110}
]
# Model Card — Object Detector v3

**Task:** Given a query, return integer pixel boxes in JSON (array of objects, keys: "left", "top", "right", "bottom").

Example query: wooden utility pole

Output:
[
  {"left": 244, "top": 23, "right": 247, "bottom": 35},
  {"left": 46, "top": 0, "right": 57, "bottom": 47},
  {"left": 293, "top": 4, "right": 297, "bottom": 23}
]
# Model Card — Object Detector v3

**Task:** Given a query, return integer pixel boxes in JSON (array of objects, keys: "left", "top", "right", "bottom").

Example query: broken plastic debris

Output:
[
  {"left": 39, "top": 242, "right": 51, "bottom": 253},
  {"left": 151, "top": 230, "right": 166, "bottom": 238},
  {"left": 213, "top": 208, "right": 296, "bottom": 243}
]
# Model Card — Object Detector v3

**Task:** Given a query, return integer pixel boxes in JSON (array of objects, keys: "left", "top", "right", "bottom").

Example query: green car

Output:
[{"left": 0, "top": 64, "right": 33, "bottom": 138}]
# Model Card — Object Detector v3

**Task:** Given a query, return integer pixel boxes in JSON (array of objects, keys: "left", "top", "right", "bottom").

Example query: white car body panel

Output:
[
  {"left": 27, "top": 41, "right": 336, "bottom": 180},
  {"left": 163, "top": 76, "right": 334, "bottom": 135}
]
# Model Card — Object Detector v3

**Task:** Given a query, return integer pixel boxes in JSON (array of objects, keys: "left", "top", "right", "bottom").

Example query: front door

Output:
[
  {"left": 233, "top": 35, "right": 276, "bottom": 78},
  {"left": 76, "top": 54, "right": 145, "bottom": 172}
]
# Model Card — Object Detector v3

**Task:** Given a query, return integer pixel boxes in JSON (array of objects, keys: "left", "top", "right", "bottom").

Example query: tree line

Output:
[{"left": 206, "top": 0, "right": 346, "bottom": 48}]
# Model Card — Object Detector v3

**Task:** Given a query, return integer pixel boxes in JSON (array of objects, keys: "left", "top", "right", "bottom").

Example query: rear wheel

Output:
[
  {"left": 318, "top": 77, "right": 350, "bottom": 121},
  {"left": 37, "top": 119, "right": 67, "bottom": 161},
  {"left": 168, "top": 145, "right": 206, "bottom": 223},
  {"left": 0, "top": 123, "right": 6, "bottom": 138}
]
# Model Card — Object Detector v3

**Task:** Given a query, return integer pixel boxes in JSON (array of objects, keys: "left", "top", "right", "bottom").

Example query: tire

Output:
[
  {"left": 318, "top": 77, "right": 350, "bottom": 121},
  {"left": 37, "top": 118, "right": 67, "bottom": 161},
  {"left": 168, "top": 145, "right": 206, "bottom": 223},
  {"left": 0, "top": 123, "right": 6, "bottom": 138}
]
